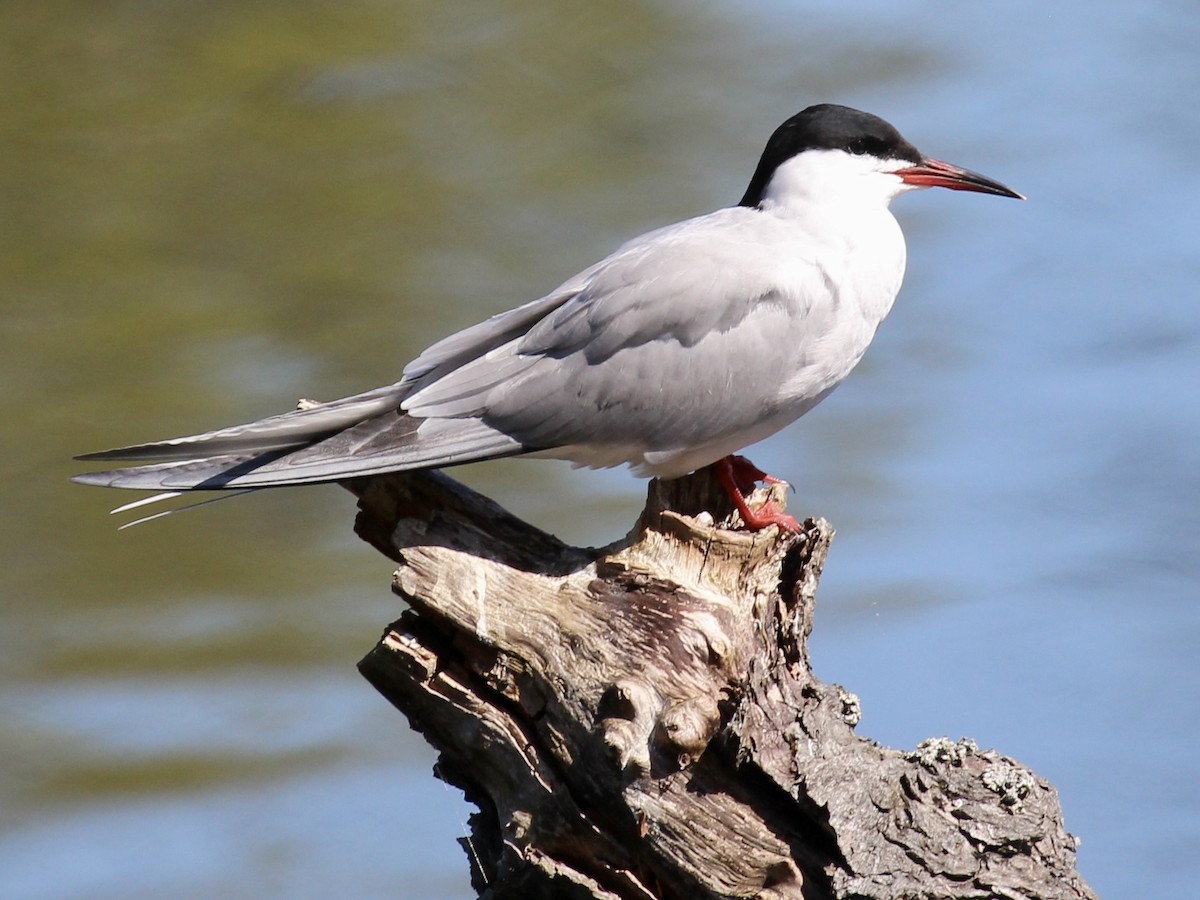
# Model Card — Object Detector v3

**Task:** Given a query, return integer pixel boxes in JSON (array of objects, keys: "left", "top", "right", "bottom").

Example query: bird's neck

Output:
[{"left": 768, "top": 194, "right": 908, "bottom": 324}]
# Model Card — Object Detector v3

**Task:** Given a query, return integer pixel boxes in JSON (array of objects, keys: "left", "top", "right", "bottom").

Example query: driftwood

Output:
[{"left": 347, "top": 469, "right": 1095, "bottom": 900}]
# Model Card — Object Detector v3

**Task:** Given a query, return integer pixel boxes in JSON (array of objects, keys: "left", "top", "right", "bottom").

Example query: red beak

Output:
[{"left": 896, "top": 157, "right": 1024, "bottom": 199}]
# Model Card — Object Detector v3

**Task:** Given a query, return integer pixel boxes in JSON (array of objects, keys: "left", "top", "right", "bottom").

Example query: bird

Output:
[{"left": 74, "top": 103, "right": 1022, "bottom": 532}]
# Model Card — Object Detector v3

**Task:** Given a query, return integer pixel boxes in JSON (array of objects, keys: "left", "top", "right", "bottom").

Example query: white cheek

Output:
[{"left": 762, "top": 150, "right": 907, "bottom": 208}]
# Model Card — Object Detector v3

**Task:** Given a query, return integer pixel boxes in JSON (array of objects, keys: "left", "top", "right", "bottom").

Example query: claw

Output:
[{"left": 712, "top": 455, "right": 802, "bottom": 533}]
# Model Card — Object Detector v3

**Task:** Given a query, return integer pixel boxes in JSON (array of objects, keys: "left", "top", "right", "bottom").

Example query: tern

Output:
[{"left": 75, "top": 104, "right": 1022, "bottom": 532}]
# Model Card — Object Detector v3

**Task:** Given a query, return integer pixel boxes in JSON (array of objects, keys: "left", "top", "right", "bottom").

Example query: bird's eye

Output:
[{"left": 847, "top": 137, "right": 879, "bottom": 156}]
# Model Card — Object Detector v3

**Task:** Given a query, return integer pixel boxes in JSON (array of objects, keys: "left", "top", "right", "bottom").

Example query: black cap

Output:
[{"left": 739, "top": 104, "right": 922, "bottom": 208}]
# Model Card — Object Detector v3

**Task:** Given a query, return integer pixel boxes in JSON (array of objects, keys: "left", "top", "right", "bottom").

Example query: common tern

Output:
[{"left": 75, "top": 104, "right": 1022, "bottom": 532}]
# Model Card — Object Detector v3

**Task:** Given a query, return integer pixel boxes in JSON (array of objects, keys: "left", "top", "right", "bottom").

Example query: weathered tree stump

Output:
[{"left": 346, "top": 469, "right": 1095, "bottom": 900}]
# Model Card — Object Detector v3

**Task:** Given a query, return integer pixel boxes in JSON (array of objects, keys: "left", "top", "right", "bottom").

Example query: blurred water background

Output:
[{"left": 2, "top": 2, "right": 1197, "bottom": 897}]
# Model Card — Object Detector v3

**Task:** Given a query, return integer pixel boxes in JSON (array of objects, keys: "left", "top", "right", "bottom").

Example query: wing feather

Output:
[
  {"left": 76, "top": 204, "right": 853, "bottom": 492},
  {"left": 75, "top": 383, "right": 409, "bottom": 463},
  {"left": 74, "top": 411, "right": 524, "bottom": 490},
  {"left": 400, "top": 207, "right": 841, "bottom": 475}
]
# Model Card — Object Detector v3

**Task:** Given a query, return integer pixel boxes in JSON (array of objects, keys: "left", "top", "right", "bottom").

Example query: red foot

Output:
[{"left": 712, "top": 455, "right": 802, "bottom": 533}]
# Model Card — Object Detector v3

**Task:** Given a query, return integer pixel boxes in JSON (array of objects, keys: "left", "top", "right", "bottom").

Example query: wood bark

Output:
[{"left": 346, "top": 469, "right": 1095, "bottom": 900}]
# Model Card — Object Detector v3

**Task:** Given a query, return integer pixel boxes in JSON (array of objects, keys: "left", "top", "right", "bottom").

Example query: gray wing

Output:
[
  {"left": 401, "top": 269, "right": 598, "bottom": 384},
  {"left": 73, "top": 411, "right": 523, "bottom": 490},
  {"left": 73, "top": 285, "right": 586, "bottom": 489},
  {"left": 74, "top": 383, "right": 411, "bottom": 464},
  {"left": 403, "top": 209, "right": 842, "bottom": 473},
  {"left": 75, "top": 206, "right": 842, "bottom": 491}
]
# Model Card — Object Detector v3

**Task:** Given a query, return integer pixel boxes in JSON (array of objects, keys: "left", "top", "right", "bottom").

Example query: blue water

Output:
[{"left": 3, "top": 1, "right": 1197, "bottom": 897}]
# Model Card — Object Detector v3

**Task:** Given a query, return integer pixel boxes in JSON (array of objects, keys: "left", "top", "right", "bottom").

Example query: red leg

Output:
[
  {"left": 712, "top": 455, "right": 801, "bottom": 533},
  {"left": 724, "top": 454, "right": 787, "bottom": 492}
]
